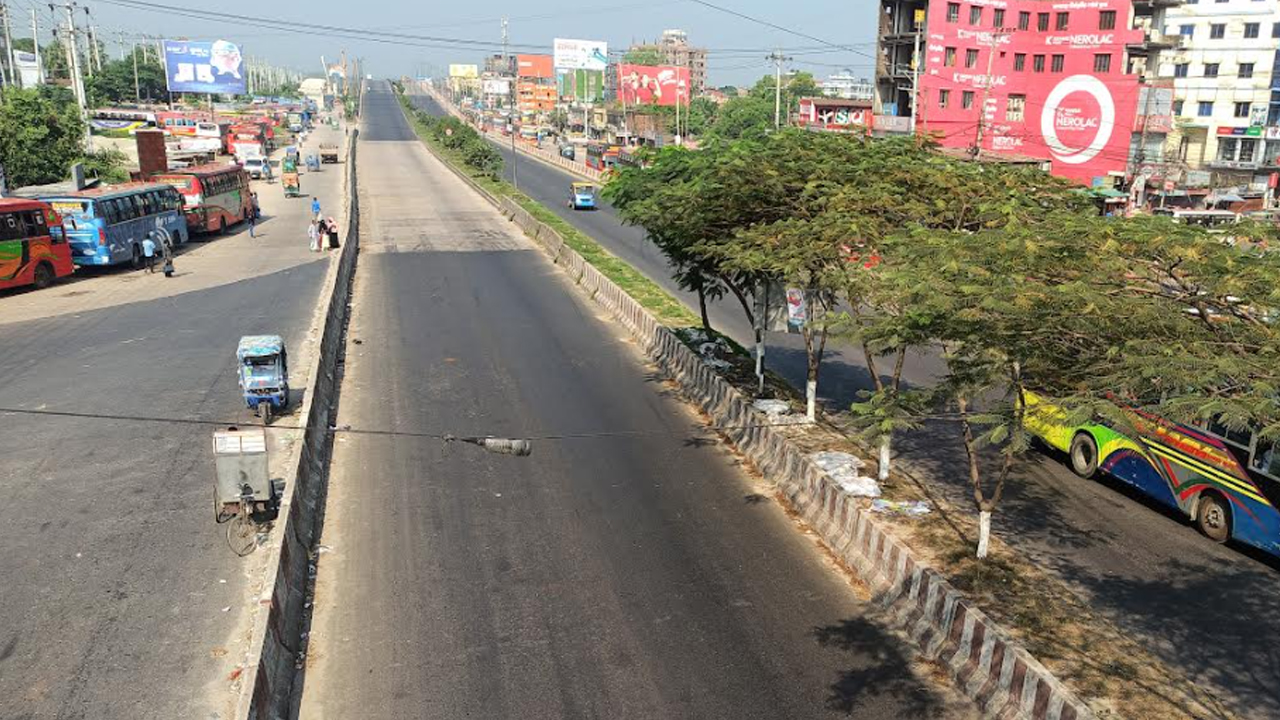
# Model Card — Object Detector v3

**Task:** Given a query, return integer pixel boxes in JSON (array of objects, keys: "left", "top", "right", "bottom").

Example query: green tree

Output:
[
  {"left": 88, "top": 48, "right": 168, "bottom": 105},
  {"left": 706, "top": 96, "right": 772, "bottom": 140},
  {"left": 0, "top": 87, "right": 86, "bottom": 187},
  {"left": 12, "top": 38, "right": 35, "bottom": 53},
  {"left": 41, "top": 39, "right": 69, "bottom": 81},
  {"left": 623, "top": 47, "right": 665, "bottom": 66}
]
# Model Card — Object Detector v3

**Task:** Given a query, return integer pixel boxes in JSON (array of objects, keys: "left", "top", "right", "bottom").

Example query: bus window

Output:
[
  {"left": 1251, "top": 438, "right": 1280, "bottom": 477},
  {"left": 1, "top": 213, "right": 19, "bottom": 240},
  {"left": 1207, "top": 417, "right": 1251, "bottom": 450}
]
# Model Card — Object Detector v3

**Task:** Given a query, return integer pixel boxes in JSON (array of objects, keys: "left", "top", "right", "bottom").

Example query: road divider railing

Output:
[
  {"left": 417, "top": 117, "right": 1096, "bottom": 720},
  {"left": 235, "top": 127, "right": 361, "bottom": 720}
]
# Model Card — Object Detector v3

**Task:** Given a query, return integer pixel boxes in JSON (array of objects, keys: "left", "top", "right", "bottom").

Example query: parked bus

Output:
[
  {"left": 585, "top": 143, "right": 620, "bottom": 171},
  {"left": 0, "top": 199, "right": 75, "bottom": 290},
  {"left": 1027, "top": 394, "right": 1280, "bottom": 557},
  {"left": 39, "top": 184, "right": 188, "bottom": 268},
  {"left": 152, "top": 164, "right": 253, "bottom": 234}
]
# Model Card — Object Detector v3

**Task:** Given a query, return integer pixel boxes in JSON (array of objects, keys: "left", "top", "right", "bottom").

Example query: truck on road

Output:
[{"left": 319, "top": 144, "right": 339, "bottom": 164}]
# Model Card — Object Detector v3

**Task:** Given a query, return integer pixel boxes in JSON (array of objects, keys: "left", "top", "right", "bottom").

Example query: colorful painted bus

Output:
[
  {"left": 0, "top": 199, "right": 74, "bottom": 290},
  {"left": 1027, "top": 393, "right": 1280, "bottom": 557},
  {"left": 585, "top": 143, "right": 620, "bottom": 171},
  {"left": 40, "top": 184, "right": 189, "bottom": 267},
  {"left": 152, "top": 164, "right": 253, "bottom": 234}
]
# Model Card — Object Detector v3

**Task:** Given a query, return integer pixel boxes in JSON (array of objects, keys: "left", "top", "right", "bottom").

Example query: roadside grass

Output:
[
  {"left": 397, "top": 92, "right": 698, "bottom": 331},
  {"left": 396, "top": 87, "right": 1237, "bottom": 720}
]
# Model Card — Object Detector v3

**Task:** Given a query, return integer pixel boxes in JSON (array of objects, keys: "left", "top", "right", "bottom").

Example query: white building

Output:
[
  {"left": 818, "top": 71, "right": 875, "bottom": 102},
  {"left": 1159, "top": 0, "right": 1280, "bottom": 188}
]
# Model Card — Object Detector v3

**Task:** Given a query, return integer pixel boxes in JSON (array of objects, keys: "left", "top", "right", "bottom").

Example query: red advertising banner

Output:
[
  {"left": 617, "top": 64, "right": 690, "bottom": 106},
  {"left": 918, "top": 0, "right": 1143, "bottom": 184},
  {"left": 516, "top": 54, "right": 553, "bottom": 79}
]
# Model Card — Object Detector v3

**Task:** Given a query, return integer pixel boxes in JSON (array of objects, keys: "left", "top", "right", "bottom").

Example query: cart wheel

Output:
[
  {"left": 260, "top": 401, "right": 274, "bottom": 425},
  {"left": 226, "top": 513, "right": 258, "bottom": 556}
]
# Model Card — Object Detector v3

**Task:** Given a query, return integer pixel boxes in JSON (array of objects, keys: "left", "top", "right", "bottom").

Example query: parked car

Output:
[{"left": 559, "top": 144, "right": 576, "bottom": 160}]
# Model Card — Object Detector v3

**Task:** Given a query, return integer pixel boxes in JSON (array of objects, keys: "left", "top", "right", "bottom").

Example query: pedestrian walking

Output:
[
  {"left": 308, "top": 220, "right": 320, "bottom": 252},
  {"left": 326, "top": 215, "right": 340, "bottom": 249},
  {"left": 248, "top": 208, "right": 257, "bottom": 238},
  {"left": 141, "top": 234, "right": 157, "bottom": 272},
  {"left": 157, "top": 228, "right": 175, "bottom": 275},
  {"left": 311, "top": 197, "right": 321, "bottom": 219}
]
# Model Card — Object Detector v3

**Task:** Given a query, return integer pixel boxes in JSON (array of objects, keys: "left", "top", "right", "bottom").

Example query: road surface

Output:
[
  {"left": 0, "top": 122, "right": 348, "bottom": 719},
  {"left": 299, "top": 80, "right": 976, "bottom": 720},
  {"left": 409, "top": 89, "right": 1280, "bottom": 718}
]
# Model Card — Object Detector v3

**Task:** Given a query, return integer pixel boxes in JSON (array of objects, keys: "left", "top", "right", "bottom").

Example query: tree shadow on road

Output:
[{"left": 812, "top": 618, "right": 954, "bottom": 717}]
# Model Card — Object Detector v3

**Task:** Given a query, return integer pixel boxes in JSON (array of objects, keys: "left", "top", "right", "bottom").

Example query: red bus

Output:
[
  {"left": 585, "top": 143, "right": 620, "bottom": 171},
  {"left": 0, "top": 199, "right": 74, "bottom": 291},
  {"left": 152, "top": 164, "right": 253, "bottom": 234}
]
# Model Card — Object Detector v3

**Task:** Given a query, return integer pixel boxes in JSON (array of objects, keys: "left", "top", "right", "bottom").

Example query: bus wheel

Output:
[
  {"left": 1069, "top": 432, "right": 1099, "bottom": 479},
  {"left": 32, "top": 263, "right": 55, "bottom": 290},
  {"left": 1195, "top": 493, "right": 1231, "bottom": 543}
]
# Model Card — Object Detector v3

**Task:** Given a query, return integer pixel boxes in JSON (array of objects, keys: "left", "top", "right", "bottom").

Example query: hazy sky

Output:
[{"left": 79, "top": 0, "right": 879, "bottom": 87}]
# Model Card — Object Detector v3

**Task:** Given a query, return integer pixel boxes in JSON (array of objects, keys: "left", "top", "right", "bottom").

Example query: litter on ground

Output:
[
  {"left": 808, "top": 451, "right": 880, "bottom": 498},
  {"left": 871, "top": 499, "right": 932, "bottom": 517}
]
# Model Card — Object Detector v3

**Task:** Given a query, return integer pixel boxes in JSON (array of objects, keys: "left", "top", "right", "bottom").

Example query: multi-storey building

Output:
[
  {"left": 819, "top": 71, "right": 876, "bottom": 101},
  {"left": 627, "top": 30, "right": 708, "bottom": 94},
  {"left": 1158, "top": 0, "right": 1280, "bottom": 188},
  {"left": 875, "top": 0, "right": 1181, "bottom": 185}
]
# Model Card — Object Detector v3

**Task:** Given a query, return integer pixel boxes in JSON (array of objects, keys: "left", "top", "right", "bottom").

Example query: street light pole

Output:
[{"left": 767, "top": 50, "right": 792, "bottom": 130}]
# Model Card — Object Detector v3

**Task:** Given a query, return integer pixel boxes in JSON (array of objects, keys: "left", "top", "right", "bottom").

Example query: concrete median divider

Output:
[
  {"left": 234, "top": 127, "right": 361, "bottom": 720},
  {"left": 418, "top": 128, "right": 1094, "bottom": 720}
]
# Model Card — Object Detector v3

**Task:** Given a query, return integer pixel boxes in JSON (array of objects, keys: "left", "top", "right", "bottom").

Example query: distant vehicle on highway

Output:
[
  {"left": 37, "top": 184, "right": 188, "bottom": 267},
  {"left": 558, "top": 144, "right": 575, "bottom": 160},
  {"left": 243, "top": 157, "right": 272, "bottom": 181},
  {"left": 152, "top": 165, "right": 253, "bottom": 235},
  {"left": 568, "top": 182, "right": 597, "bottom": 211},
  {"left": 0, "top": 198, "right": 75, "bottom": 290}
]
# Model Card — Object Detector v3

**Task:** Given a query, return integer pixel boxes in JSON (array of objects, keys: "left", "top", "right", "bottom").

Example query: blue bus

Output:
[{"left": 42, "top": 184, "right": 189, "bottom": 267}]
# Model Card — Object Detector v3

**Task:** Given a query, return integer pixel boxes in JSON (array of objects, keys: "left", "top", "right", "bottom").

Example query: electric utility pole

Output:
[
  {"left": 970, "top": 28, "right": 1009, "bottom": 159},
  {"left": 32, "top": 8, "right": 42, "bottom": 85},
  {"left": 767, "top": 50, "right": 792, "bottom": 130},
  {"left": 60, "top": 3, "right": 91, "bottom": 151},
  {"left": 503, "top": 16, "right": 517, "bottom": 190},
  {"left": 2, "top": 1, "right": 17, "bottom": 88}
]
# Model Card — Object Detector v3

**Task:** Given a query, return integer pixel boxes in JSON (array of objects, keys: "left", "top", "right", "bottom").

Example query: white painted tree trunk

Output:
[
  {"left": 878, "top": 436, "right": 891, "bottom": 482},
  {"left": 977, "top": 511, "right": 992, "bottom": 559},
  {"left": 806, "top": 380, "right": 817, "bottom": 422},
  {"left": 755, "top": 335, "right": 766, "bottom": 394}
]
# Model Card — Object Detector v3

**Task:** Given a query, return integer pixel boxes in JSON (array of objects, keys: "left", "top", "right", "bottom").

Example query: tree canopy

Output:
[
  {"left": 0, "top": 87, "right": 87, "bottom": 187},
  {"left": 622, "top": 47, "right": 665, "bottom": 66},
  {"left": 605, "top": 127, "right": 1280, "bottom": 557},
  {"left": 89, "top": 47, "right": 168, "bottom": 105}
]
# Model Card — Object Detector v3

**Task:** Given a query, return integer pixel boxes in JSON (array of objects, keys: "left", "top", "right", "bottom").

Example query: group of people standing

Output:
[
  {"left": 308, "top": 196, "right": 339, "bottom": 252},
  {"left": 142, "top": 229, "right": 175, "bottom": 277}
]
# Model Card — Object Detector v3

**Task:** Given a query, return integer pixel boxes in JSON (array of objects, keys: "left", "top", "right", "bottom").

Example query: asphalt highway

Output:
[
  {"left": 298, "top": 80, "right": 977, "bottom": 720},
  {"left": 0, "top": 125, "right": 346, "bottom": 719},
  {"left": 408, "top": 89, "right": 1280, "bottom": 718}
]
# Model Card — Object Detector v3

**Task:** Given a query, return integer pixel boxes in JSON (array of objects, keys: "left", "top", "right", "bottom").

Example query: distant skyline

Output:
[{"left": 78, "top": 0, "right": 878, "bottom": 87}]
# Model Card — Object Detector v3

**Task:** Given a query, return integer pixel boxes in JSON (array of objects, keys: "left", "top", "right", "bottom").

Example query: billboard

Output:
[
  {"left": 617, "top": 64, "right": 690, "bottom": 106},
  {"left": 553, "top": 38, "right": 608, "bottom": 71},
  {"left": 557, "top": 69, "right": 604, "bottom": 103},
  {"left": 449, "top": 64, "right": 479, "bottom": 79},
  {"left": 482, "top": 78, "right": 511, "bottom": 96},
  {"left": 14, "top": 51, "right": 40, "bottom": 87},
  {"left": 517, "top": 54, "right": 553, "bottom": 79},
  {"left": 917, "top": 0, "right": 1143, "bottom": 184},
  {"left": 797, "top": 98, "right": 872, "bottom": 130},
  {"left": 163, "top": 40, "right": 246, "bottom": 95}
]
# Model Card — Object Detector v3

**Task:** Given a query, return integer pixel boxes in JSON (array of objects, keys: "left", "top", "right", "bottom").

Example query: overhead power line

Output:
[
  {"left": 683, "top": 0, "right": 877, "bottom": 61},
  {"left": 93, "top": 0, "right": 549, "bottom": 52}
]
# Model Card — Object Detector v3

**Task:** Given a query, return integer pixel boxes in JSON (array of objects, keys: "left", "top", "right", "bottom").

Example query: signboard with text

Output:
[
  {"left": 797, "top": 97, "right": 872, "bottom": 130},
  {"left": 517, "top": 54, "right": 554, "bottom": 79},
  {"left": 557, "top": 69, "right": 604, "bottom": 102},
  {"left": 163, "top": 40, "right": 246, "bottom": 95},
  {"left": 448, "top": 64, "right": 479, "bottom": 79},
  {"left": 553, "top": 38, "right": 608, "bottom": 71}
]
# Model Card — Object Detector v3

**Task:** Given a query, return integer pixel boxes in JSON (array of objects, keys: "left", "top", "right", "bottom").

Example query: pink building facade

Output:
[{"left": 878, "top": 0, "right": 1154, "bottom": 185}]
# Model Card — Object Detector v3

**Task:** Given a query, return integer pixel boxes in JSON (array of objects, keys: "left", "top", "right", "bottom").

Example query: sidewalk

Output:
[{"left": 0, "top": 121, "right": 350, "bottom": 327}]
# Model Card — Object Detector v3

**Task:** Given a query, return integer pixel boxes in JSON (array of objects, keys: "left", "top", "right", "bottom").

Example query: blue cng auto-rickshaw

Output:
[
  {"left": 237, "top": 335, "right": 289, "bottom": 424},
  {"left": 568, "top": 182, "right": 597, "bottom": 211}
]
